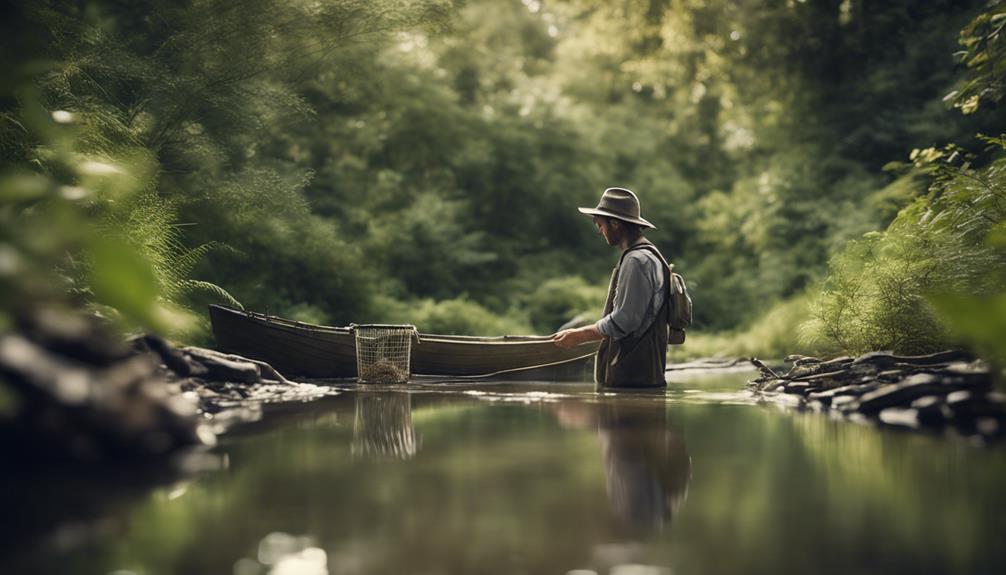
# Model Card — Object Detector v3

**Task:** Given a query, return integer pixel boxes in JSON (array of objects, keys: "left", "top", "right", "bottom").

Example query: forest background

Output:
[{"left": 2, "top": 0, "right": 1005, "bottom": 364}]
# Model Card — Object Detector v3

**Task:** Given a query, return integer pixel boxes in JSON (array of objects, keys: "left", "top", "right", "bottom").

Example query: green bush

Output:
[
  {"left": 373, "top": 295, "right": 532, "bottom": 336},
  {"left": 677, "top": 293, "right": 832, "bottom": 361},
  {"left": 805, "top": 144, "right": 1006, "bottom": 355},
  {"left": 525, "top": 275, "right": 607, "bottom": 333}
]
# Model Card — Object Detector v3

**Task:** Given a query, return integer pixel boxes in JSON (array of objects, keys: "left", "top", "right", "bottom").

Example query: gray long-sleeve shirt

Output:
[{"left": 596, "top": 249, "right": 666, "bottom": 340}]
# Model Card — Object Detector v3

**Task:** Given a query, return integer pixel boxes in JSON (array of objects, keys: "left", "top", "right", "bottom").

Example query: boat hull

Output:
[{"left": 208, "top": 305, "right": 599, "bottom": 380}]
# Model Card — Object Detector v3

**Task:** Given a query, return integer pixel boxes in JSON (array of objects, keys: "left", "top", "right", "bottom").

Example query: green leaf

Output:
[
  {"left": 0, "top": 173, "right": 51, "bottom": 202},
  {"left": 929, "top": 292, "right": 1006, "bottom": 363},
  {"left": 87, "top": 236, "right": 162, "bottom": 331}
]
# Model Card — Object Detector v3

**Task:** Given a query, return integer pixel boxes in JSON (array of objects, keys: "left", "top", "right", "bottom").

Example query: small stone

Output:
[
  {"left": 947, "top": 390, "right": 972, "bottom": 404},
  {"left": 976, "top": 418, "right": 1000, "bottom": 437},
  {"left": 877, "top": 370, "right": 903, "bottom": 382},
  {"left": 820, "top": 356, "right": 854, "bottom": 367},
  {"left": 833, "top": 382, "right": 882, "bottom": 397},
  {"left": 792, "top": 369, "right": 848, "bottom": 382},
  {"left": 775, "top": 393, "right": 804, "bottom": 408},
  {"left": 833, "top": 395, "right": 859, "bottom": 411},
  {"left": 879, "top": 408, "right": 920, "bottom": 428},
  {"left": 911, "top": 395, "right": 943, "bottom": 409},
  {"left": 807, "top": 390, "right": 834, "bottom": 406},
  {"left": 762, "top": 379, "right": 786, "bottom": 392},
  {"left": 786, "top": 355, "right": 821, "bottom": 365},
  {"left": 846, "top": 413, "right": 872, "bottom": 426},
  {"left": 783, "top": 381, "right": 814, "bottom": 395},
  {"left": 852, "top": 351, "right": 897, "bottom": 367},
  {"left": 944, "top": 360, "right": 989, "bottom": 375}
]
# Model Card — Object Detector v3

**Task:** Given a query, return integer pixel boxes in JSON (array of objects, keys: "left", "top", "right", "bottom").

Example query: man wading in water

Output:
[{"left": 552, "top": 188, "right": 671, "bottom": 388}]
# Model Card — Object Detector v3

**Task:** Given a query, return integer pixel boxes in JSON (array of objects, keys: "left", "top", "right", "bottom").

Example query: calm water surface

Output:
[{"left": 7, "top": 370, "right": 1006, "bottom": 575}]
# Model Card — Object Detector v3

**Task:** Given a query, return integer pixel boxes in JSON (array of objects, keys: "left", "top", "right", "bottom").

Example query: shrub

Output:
[
  {"left": 805, "top": 142, "right": 1006, "bottom": 355},
  {"left": 677, "top": 293, "right": 832, "bottom": 361},
  {"left": 373, "top": 295, "right": 532, "bottom": 336},
  {"left": 525, "top": 275, "right": 606, "bottom": 333}
]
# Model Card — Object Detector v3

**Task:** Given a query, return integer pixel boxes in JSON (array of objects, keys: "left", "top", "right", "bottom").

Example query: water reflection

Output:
[
  {"left": 555, "top": 398, "right": 691, "bottom": 535},
  {"left": 351, "top": 391, "right": 419, "bottom": 459},
  {"left": 232, "top": 532, "right": 328, "bottom": 575},
  {"left": 599, "top": 401, "right": 691, "bottom": 533},
  {"left": 13, "top": 374, "right": 1006, "bottom": 575},
  {"left": 0, "top": 449, "right": 225, "bottom": 574}
]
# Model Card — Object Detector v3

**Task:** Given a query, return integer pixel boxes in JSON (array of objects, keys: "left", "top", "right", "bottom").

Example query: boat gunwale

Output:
[{"left": 209, "top": 304, "right": 597, "bottom": 348}]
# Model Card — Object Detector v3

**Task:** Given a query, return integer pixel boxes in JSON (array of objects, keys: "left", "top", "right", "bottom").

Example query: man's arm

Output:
[
  {"left": 552, "top": 253, "right": 655, "bottom": 348},
  {"left": 552, "top": 324, "right": 604, "bottom": 348},
  {"left": 597, "top": 252, "right": 656, "bottom": 340}
]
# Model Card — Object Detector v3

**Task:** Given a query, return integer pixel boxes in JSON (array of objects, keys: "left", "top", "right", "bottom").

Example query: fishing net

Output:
[{"left": 352, "top": 324, "right": 419, "bottom": 383}]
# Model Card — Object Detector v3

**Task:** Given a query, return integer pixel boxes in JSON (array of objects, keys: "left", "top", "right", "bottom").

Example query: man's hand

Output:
[{"left": 551, "top": 325, "right": 602, "bottom": 348}]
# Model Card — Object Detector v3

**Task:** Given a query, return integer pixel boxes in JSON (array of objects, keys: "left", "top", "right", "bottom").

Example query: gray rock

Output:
[
  {"left": 976, "top": 418, "right": 1001, "bottom": 437},
  {"left": 853, "top": 350, "right": 974, "bottom": 368},
  {"left": 783, "top": 381, "right": 815, "bottom": 395},
  {"left": 879, "top": 408, "right": 921, "bottom": 429},
  {"left": 911, "top": 395, "right": 944, "bottom": 410},
  {"left": 856, "top": 374, "right": 943, "bottom": 415},
  {"left": 832, "top": 395, "right": 860, "bottom": 411},
  {"left": 0, "top": 332, "right": 214, "bottom": 461}
]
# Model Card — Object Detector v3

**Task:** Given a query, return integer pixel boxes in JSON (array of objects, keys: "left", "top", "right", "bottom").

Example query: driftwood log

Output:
[{"left": 748, "top": 351, "right": 1004, "bottom": 439}]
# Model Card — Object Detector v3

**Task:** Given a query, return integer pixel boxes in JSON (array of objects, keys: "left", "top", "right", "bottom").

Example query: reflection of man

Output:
[
  {"left": 552, "top": 188, "right": 671, "bottom": 388},
  {"left": 598, "top": 400, "right": 690, "bottom": 533},
  {"left": 552, "top": 399, "right": 691, "bottom": 534}
]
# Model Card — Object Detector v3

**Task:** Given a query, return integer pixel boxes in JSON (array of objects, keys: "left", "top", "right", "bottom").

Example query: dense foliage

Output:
[
  {"left": 2, "top": 0, "right": 1004, "bottom": 357},
  {"left": 808, "top": 142, "right": 1006, "bottom": 355},
  {"left": 804, "top": 1, "right": 1006, "bottom": 361}
]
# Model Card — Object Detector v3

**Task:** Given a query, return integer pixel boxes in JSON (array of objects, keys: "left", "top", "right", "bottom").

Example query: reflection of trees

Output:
[
  {"left": 352, "top": 391, "right": 418, "bottom": 459},
  {"left": 597, "top": 400, "right": 691, "bottom": 534}
]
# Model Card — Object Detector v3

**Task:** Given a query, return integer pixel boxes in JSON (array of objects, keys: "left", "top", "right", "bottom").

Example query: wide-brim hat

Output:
[{"left": 578, "top": 187, "right": 655, "bottom": 229}]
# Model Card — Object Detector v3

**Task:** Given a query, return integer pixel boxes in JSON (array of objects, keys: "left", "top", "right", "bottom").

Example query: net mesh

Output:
[{"left": 353, "top": 325, "right": 417, "bottom": 383}]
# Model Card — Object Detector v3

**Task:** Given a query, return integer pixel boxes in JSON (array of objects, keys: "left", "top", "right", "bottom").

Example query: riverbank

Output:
[
  {"left": 747, "top": 351, "right": 1005, "bottom": 441},
  {"left": 0, "top": 312, "right": 336, "bottom": 463}
]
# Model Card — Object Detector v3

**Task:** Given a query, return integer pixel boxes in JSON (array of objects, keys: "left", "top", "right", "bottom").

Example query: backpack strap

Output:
[
  {"left": 622, "top": 241, "right": 673, "bottom": 320},
  {"left": 625, "top": 241, "right": 689, "bottom": 344},
  {"left": 623, "top": 242, "right": 672, "bottom": 292}
]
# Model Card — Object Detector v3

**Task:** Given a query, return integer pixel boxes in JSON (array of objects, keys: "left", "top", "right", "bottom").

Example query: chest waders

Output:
[{"left": 594, "top": 239, "right": 671, "bottom": 389}]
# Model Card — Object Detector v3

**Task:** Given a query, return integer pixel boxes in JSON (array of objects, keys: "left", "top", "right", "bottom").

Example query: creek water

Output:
[{"left": 6, "top": 369, "right": 1006, "bottom": 575}]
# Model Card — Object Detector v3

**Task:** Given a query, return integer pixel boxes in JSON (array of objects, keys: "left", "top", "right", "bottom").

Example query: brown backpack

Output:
[
  {"left": 630, "top": 244, "right": 693, "bottom": 345},
  {"left": 666, "top": 264, "right": 692, "bottom": 344}
]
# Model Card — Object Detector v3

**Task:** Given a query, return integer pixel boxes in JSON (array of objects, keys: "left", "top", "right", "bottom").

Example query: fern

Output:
[
  {"left": 175, "top": 279, "right": 244, "bottom": 310},
  {"left": 94, "top": 190, "right": 244, "bottom": 316}
]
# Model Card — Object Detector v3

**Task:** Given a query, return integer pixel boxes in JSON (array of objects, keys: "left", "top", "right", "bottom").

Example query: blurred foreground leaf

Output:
[
  {"left": 87, "top": 237, "right": 162, "bottom": 331},
  {"left": 929, "top": 292, "right": 1006, "bottom": 367},
  {"left": 0, "top": 172, "right": 50, "bottom": 202}
]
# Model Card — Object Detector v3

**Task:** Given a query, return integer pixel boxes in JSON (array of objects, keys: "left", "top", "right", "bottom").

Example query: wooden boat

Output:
[{"left": 208, "top": 305, "right": 599, "bottom": 380}]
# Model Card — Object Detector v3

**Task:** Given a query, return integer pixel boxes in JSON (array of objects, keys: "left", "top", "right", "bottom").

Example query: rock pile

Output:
[
  {"left": 748, "top": 351, "right": 1005, "bottom": 440},
  {"left": 0, "top": 310, "right": 334, "bottom": 463},
  {"left": 136, "top": 337, "right": 333, "bottom": 416}
]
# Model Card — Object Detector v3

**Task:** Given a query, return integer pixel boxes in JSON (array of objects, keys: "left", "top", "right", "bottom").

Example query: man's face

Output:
[{"left": 593, "top": 216, "right": 620, "bottom": 246}]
